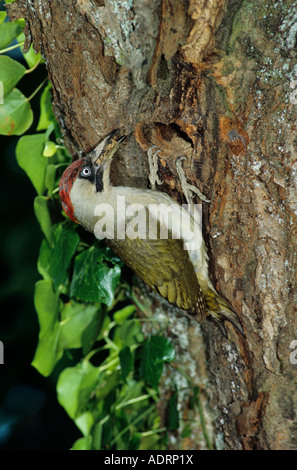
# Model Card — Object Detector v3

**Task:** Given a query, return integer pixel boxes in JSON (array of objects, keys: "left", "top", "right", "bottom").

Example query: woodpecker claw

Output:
[
  {"left": 147, "top": 145, "right": 163, "bottom": 190},
  {"left": 208, "top": 312, "right": 246, "bottom": 339},
  {"left": 175, "top": 156, "right": 210, "bottom": 204}
]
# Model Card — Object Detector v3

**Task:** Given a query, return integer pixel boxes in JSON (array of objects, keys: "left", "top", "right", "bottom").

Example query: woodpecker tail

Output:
[{"left": 203, "top": 290, "right": 245, "bottom": 338}]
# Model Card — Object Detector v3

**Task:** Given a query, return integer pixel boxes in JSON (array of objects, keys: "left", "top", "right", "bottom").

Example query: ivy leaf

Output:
[
  {"left": 0, "top": 56, "right": 25, "bottom": 97},
  {"left": 31, "top": 280, "right": 62, "bottom": 376},
  {"left": 92, "top": 419, "right": 106, "bottom": 450},
  {"left": 17, "top": 31, "right": 42, "bottom": 68},
  {"left": 167, "top": 389, "right": 179, "bottom": 430},
  {"left": 15, "top": 133, "right": 47, "bottom": 194},
  {"left": 38, "top": 223, "right": 79, "bottom": 289},
  {"left": 0, "top": 88, "right": 33, "bottom": 136},
  {"left": 43, "top": 141, "right": 57, "bottom": 157},
  {"left": 34, "top": 195, "right": 52, "bottom": 245},
  {"left": 0, "top": 21, "right": 22, "bottom": 49},
  {"left": 23, "top": 43, "right": 42, "bottom": 68},
  {"left": 0, "top": 12, "right": 6, "bottom": 24},
  {"left": 140, "top": 336, "right": 175, "bottom": 390},
  {"left": 113, "top": 319, "right": 144, "bottom": 349},
  {"left": 57, "top": 361, "right": 99, "bottom": 419},
  {"left": 70, "top": 245, "right": 122, "bottom": 306},
  {"left": 59, "top": 301, "right": 100, "bottom": 350},
  {"left": 71, "top": 436, "right": 92, "bottom": 450},
  {"left": 117, "top": 380, "right": 144, "bottom": 406},
  {"left": 114, "top": 305, "right": 136, "bottom": 325},
  {"left": 81, "top": 308, "right": 106, "bottom": 355},
  {"left": 44, "top": 164, "right": 56, "bottom": 195},
  {"left": 95, "top": 370, "right": 119, "bottom": 401},
  {"left": 181, "top": 425, "right": 191, "bottom": 438},
  {"left": 119, "top": 346, "right": 133, "bottom": 382},
  {"left": 75, "top": 412, "right": 94, "bottom": 437},
  {"left": 37, "top": 82, "right": 54, "bottom": 130}
]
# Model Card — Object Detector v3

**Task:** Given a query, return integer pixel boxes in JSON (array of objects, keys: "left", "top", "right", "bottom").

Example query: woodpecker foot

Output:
[
  {"left": 147, "top": 145, "right": 163, "bottom": 190},
  {"left": 204, "top": 289, "right": 245, "bottom": 338},
  {"left": 175, "top": 156, "right": 210, "bottom": 204},
  {"left": 207, "top": 311, "right": 246, "bottom": 339}
]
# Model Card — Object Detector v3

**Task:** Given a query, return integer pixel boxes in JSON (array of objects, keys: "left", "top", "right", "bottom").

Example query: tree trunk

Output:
[{"left": 8, "top": 0, "right": 297, "bottom": 450}]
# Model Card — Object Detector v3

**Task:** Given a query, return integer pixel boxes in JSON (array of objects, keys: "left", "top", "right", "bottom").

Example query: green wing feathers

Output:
[{"left": 108, "top": 236, "right": 207, "bottom": 321}]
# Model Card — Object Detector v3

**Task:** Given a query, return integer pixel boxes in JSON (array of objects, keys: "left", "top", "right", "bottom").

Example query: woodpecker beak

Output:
[{"left": 89, "top": 130, "right": 126, "bottom": 168}]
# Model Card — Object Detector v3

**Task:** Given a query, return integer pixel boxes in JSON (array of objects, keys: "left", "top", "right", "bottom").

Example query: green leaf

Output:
[
  {"left": 57, "top": 360, "right": 99, "bottom": 419},
  {"left": 0, "top": 21, "right": 22, "bottom": 49},
  {"left": 0, "top": 55, "right": 25, "bottom": 97},
  {"left": 17, "top": 32, "right": 42, "bottom": 68},
  {"left": 33, "top": 280, "right": 60, "bottom": 333},
  {"left": 34, "top": 196, "right": 52, "bottom": 245},
  {"left": 119, "top": 346, "right": 133, "bottom": 382},
  {"left": 127, "top": 432, "right": 141, "bottom": 450},
  {"left": 81, "top": 307, "right": 106, "bottom": 355},
  {"left": 114, "top": 305, "right": 136, "bottom": 325},
  {"left": 0, "top": 12, "right": 6, "bottom": 25},
  {"left": 75, "top": 411, "right": 94, "bottom": 437},
  {"left": 113, "top": 319, "right": 144, "bottom": 349},
  {"left": 92, "top": 418, "right": 107, "bottom": 450},
  {"left": 117, "top": 380, "right": 145, "bottom": 404},
  {"left": 59, "top": 301, "right": 100, "bottom": 350},
  {"left": 43, "top": 141, "right": 57, "bottom": 157},
  {"left": 95, "top": 370, "right": 119, "bottom": 401},
  {"left": 44, "top": 164, "right": 56, "bottom": 195},
  {"left": 38, "top": 223, "right": 79, "bottom": 288},
  {"left": 31, "top": 280, "right": 62, "bottom": 376},
  {"left": 71, "top": 436, "right": 92, "bottom": 450},
  {"left": 181, "top": 424, "right": 191, "bottom": 438},
  {"left": 23, "top": 44, "right": 42, "bottom": 68},
  {"left": 0, "top": 88, "right": 33, "bottom": 135},
  {"left": 37, "top": 82, "right": 54, "bottom": 130},
  {"left": 167, "top": 390, "right": 179, "bottom": 430},
  {"left": 70, "top": 245, "right": 122, "bottom": 306},
  {"left": 140, "top": 336, "right": 175, "bottom": 390},
  {"left": 16, "top": 134, "right": 47, "bottom": 193}
]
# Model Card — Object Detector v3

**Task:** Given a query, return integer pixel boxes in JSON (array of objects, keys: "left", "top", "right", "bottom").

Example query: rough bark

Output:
[{"left": 8, "top": 0, "right": 297, "bottom": 450}]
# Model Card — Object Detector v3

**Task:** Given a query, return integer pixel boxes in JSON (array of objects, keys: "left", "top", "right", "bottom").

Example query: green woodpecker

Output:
[{"left": 59, "top": 131, "right": 244, "bottom": 337}]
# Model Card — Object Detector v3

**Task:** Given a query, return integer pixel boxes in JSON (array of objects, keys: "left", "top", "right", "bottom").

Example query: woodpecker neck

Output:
[{"left": 68, "top": 176, "right": 113, "bottom": 233}]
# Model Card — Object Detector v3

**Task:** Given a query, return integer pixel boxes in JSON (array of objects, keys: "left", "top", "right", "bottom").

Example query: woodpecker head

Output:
[{"left": 59, "top": 131, "right": 126, "bottom": 224}]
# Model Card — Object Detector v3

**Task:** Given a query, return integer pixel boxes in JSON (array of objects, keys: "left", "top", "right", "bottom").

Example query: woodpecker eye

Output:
[{"left": 81, "top": 166, "right": 92, "bottom": 178}]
